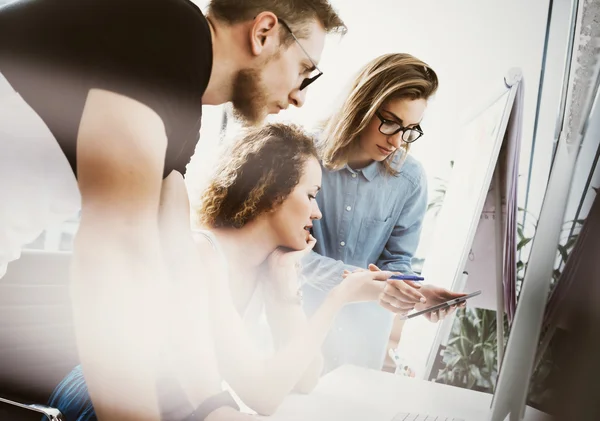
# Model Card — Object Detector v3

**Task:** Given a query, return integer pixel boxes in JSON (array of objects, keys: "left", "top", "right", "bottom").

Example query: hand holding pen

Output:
[{"left": 342, "top": 264, "right": 426, "bottom": 313}]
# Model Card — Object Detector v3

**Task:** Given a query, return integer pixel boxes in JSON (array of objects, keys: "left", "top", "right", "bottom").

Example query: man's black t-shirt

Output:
[{"left": 0, "top": 0, "right": 212, "bottom": 178}]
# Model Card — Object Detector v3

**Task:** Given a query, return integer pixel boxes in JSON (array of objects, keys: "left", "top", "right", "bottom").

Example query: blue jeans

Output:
[{"left": 48, "top": 365, "right": 97, "bottom": 421}]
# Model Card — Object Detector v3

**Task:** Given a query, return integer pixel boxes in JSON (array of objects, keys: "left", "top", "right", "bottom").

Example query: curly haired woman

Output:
[{"left": 185, "top": 123, "right": 424, "bottom": 416}]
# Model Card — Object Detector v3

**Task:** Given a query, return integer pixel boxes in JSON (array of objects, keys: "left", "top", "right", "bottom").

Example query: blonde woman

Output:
[{"left": 301, "top": 53, "right": 466, "bottom": 373}]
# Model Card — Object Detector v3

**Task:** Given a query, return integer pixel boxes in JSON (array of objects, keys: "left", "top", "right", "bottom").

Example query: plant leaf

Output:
[
  {"left": 517, "top": 237, "right": 532, "bottom": 250},
  {"left": 483, "top": 346, "right": 496, "bottom": 372},
  {"left": 557, "top": 244, "right": 569, "bottom": 263},
  {"left": 448, "top": 336, "right": 461, "bottom": 346},
  {"left": 468, "top": 365, "right": 481, "bottom": 389},
  {"left": 563, "top": 236, "right": 578, "bottom": 251}
]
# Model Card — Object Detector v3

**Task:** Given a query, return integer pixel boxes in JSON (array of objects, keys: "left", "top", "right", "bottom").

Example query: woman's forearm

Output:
[
  {"left": 265, "top": 296, "right": 325, "bottom": 394},
  {"left": 226, "top": 287, "right": 346, "bottom": 415}
]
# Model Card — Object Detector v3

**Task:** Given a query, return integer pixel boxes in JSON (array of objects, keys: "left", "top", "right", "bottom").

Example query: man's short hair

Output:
[{"left": 207, "top": 0, "right": 346, "bottom": 43}]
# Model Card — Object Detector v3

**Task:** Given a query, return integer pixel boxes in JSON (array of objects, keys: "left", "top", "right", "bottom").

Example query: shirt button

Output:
[
  {"left": 351, "top": 173, "right": 357, "bottom": 178},
  {"left": 346, "top": 206, "right": 352, "bottom": 211},
  {"left": 340, "top": 241, "right": 346, "bottom": 247}
]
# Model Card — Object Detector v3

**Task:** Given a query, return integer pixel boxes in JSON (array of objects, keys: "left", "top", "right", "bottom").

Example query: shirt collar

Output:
[{"left": 343, "top": 160, "right": 382, "bottom": 182}]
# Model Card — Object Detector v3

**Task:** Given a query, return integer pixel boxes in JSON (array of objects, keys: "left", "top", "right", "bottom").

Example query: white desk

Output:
[{"left": 264, "top": 365, "right": 551, "bottom": 421}]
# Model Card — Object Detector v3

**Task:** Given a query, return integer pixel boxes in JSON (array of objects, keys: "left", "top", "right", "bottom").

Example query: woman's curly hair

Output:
[{"left": 197, "top": 123, "right": 319, "bottom": 229}]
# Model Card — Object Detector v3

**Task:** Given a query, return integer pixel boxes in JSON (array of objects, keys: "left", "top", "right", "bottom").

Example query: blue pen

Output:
[{"left": 389, "top": 274, "right": 424, "bottom": 281}]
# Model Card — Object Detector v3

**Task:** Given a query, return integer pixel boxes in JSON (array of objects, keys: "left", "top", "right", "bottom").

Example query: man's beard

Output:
[{"left": 231, "top": 68, "right": 269, "bottom": 126}]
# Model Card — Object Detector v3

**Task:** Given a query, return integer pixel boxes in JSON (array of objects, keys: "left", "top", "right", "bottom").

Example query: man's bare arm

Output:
[{"left": 71, "top": 88, "right": 167, "bottom": 421}]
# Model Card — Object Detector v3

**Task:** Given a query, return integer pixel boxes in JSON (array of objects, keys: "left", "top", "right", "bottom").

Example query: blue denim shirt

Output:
[{"left": 301, "top": 152, "right": 428, "bottom": 372}]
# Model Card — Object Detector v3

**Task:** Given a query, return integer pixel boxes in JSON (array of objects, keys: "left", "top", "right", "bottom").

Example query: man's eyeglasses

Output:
[
  {"left": 279, "top": 19, "right": 323, "bottom": 91},
  {"left": 375, "top": 110, "right": 424, "bottom": 143}
]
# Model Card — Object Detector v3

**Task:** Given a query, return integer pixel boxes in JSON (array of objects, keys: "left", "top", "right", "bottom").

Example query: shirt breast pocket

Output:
[{"left": 355, "top": 217, "right": 393, "bottom": 264}]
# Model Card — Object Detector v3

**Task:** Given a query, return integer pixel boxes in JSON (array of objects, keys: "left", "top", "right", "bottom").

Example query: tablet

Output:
[{"left": 399, "top": 290, "right": 482, "bottom": 320}]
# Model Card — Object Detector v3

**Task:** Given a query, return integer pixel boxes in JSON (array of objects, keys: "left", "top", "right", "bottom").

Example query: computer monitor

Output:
[{"left": 488, "top": 45, "right": 600, "bottom": 421}]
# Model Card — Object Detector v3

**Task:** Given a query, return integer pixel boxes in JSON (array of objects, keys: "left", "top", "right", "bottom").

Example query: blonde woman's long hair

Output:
[{"left": 319, "top": 53, "right": 439, "bottom": 175}]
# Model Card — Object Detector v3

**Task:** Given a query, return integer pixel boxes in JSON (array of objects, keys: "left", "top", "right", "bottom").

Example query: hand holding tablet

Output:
[{"left": 398, "top": 290, "right": 482, "bottom": 320}]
